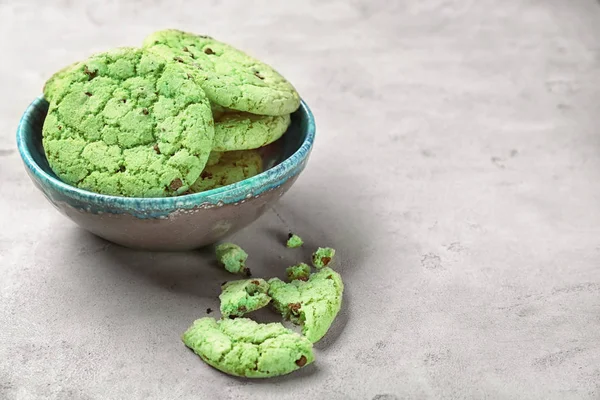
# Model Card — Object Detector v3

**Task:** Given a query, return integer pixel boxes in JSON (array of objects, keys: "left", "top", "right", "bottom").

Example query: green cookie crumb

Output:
[
  {"left": 219, "top": 279, "right": 270, "bottom": 317},
  {"left": 286, "top": 263, "right": 311, "bottom": 282},
  {"left": 286, "top": 233, "right": 304, "bottom": 248},
  {"left": 312, "top": 247, "right": 335, "bottom": 269},
  {"left": 182, "top": 317, "right": 314, "bottom": 378},
  {"left": 216, "top": 243, "right": 250, "bottom": 275},
  {"left": 268, "top": 267, "right": 344, "bottom": 343}
]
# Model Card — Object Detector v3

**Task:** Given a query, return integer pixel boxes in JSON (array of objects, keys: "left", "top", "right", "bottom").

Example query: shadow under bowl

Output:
[{"left": 16, "top": 96, "right": 315, "bottom": 251}]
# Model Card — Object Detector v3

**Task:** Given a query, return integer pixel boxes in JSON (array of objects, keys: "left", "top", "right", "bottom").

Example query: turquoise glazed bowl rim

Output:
[{"left": 17, "top": 95, "right": 315, "bottom": 214}]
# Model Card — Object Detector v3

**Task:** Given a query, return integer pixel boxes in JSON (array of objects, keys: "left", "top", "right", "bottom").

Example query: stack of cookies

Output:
[{"left": 42, "top": 29, "right": 300, "bottom": 197}]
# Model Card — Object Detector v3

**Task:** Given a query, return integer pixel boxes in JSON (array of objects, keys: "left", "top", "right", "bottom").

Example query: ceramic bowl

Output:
[{"left": 16, "top": 96, "right": 315, "bottom": 251}]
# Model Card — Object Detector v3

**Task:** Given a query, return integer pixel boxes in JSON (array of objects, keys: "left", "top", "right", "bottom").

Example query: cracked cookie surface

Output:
[
  {"left": 143, "top": 29, "right": 300, "bottom": 116},
  {"left": 42, "top": 47, "right": 214, "bottom": 197},
  {"left": 268, "top": 267, "right": 344, "bottom": 343},
  {"left": 182, "top": 317, "right": 314, "bottom": 378}
]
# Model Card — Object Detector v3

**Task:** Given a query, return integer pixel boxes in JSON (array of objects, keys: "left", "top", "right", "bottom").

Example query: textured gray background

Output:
[{"left": 1, "top": 0, "right": 600, "bottom": 399}]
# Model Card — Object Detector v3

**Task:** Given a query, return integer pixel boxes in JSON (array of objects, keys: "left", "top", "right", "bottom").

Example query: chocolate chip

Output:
[
  {"left": 142, "top": 108, "right": 149, "bottom": 115},
  {"left": 57, "top": 126, "right": 62, "bottom": 130},
  {"left": 182, "top": 46, "right": 189, "bottom": 52},
  {"left": 321, "top": 257, "right": 331, "bottom": 266},
  {"left": 288, "top": 303, "right": 301, "bottom": 314},
  {"left": 298, "top": 276, "right": 309, "bottom": 281},
  {"left": 153, "top": 144, "right": 160, "bottom": 154},
  {"left": 206, "top": 308, "right": 213, "bottom": 314},
  {"left": 83, "top": 65, "right": 97, "bottom": 80},
  {"left": 251, "top": 280, "right": 260, "bottom": 285},
  {"left": 121, "top": 99, "right": 126, "bottom": 103},
  {"left": 84, "top": 92, "right": 92, "bottom": 97},
  {"left": 295, "top": 355, "right": 307, "bottom": 367},
  {"left": 200, "top": 171, "right": 213, "bottom": 179},
  {"left": 204, "top": 47, "right": 214, "bottom": 55},
  {"left": 169, "top": 178, "right": 183, "bottom": 191},
  {"left": 173, "top": 57, "right": 185, "bottom": 63},
  {"left": 327, "top": 275, "right": 333, "bottom": 279},
  {"left": 198, "top": 34, "right": 212, "bottom": 39},
  {"left": 254, "top": 71, "right": 264, "bottom": 80},
  {"left": 238, "top": 305, "right": 247, "bottom": 312}
]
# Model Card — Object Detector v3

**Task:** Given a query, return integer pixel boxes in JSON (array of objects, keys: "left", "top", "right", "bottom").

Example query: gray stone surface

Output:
[{"left": 1, "top": 0, "right": 600, "bottom": 399}]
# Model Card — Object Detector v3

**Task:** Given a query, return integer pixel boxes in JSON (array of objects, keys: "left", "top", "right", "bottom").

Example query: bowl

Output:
[{"left": 16, "top": 96, "right": 315, "bottom": 251}]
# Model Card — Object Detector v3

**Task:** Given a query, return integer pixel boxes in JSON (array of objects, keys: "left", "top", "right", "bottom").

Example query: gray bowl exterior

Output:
[{"left": 17, "top": 97, "right": 315, "bottom": 251}]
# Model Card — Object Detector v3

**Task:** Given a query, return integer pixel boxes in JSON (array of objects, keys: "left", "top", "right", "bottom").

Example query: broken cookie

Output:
[{"left": 268, "top": 267, "right": 343, "bottom": 343}]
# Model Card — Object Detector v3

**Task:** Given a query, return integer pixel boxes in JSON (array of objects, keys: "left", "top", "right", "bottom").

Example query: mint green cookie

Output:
[
  {"left": 42, "top": 47, "right": 215, "bottom": 197},
  {"left": 286, "top": 263, "right": 311, "bottom": 282},
  {"left": 212, "top": 112, "right": 290, "bottom": 152},
  {"left": 182, "top": 317, "right": 314, "bottom": 378},
  {"left": 219, "top": 279, "right": 270, "bottom": 317},
  {"left": 286, "top": 233, "right": 304, "bottom": 248},
  {"left": 312, "top": 247, "right": 335, "bottom": 269},
  {"left": 215, "top": 243, "right": 250, "bottom": 275},
  {"left": 268, "top": 267, "right": 344, "bottom": 343},
  {"left": 190, "top": 150, "right": 263, "bottom": 193},
  {"left": 143, "top": 29, "right": 300, "bottom": 116}
]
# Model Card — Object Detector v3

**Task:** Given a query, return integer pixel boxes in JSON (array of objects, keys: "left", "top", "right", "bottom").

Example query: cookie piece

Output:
[
  {"left": 286, "top": 263, "right": 311, "bottom": 282},
  {"left": 212, "top": 112, "right": 290, "bottom": 152},
  {"left": 216, "top": 243, "right": 250, "bottom": 275},
  {"left": 43, "top": 61, "right": 81, "bottom": 102},
  {"left": 42, "top": 47, "right": 215, "bottom": 197},
  {"left": 143, "top": 29, "right": 300, "bottom": 116},
  {"left": 182, "top": 317, "right": 314, "bottom": 378},
  {"left": 312, "top": 247, "right": 335, "bottom": 269},
  {"left": 268, "top": 267, "right": 343, "bottom": 343},
  {"left": 190, "top": 150, "right": 262, "bottom": 193},
  {"left": 286, "top": 233, "right": 303, "bottom": 248},
  {"left": 219, "top": 279, "right": 271, "bottom": 317}
]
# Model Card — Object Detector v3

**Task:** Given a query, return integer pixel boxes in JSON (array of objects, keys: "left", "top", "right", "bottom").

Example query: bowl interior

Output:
[{"left": 22, "top": 98, "right": 309, "bottom": 187}]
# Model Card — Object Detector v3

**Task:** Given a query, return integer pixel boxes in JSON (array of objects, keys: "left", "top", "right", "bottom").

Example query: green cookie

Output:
[
  {"left": 143, "top": 29, "right": 300, "bottom": 116},
  {"left": 219, "top": 279, "right": 271, "bottom": 318},
  {"left": 190, "top": 150, "right": 263, "bottom": 193},
  {"left": 268, "top": 267, "right": 344, "bottom": 343},
  {"left": 212, "top": 112, "right": 290, "bottom": 152},
  {"left": 42, "top": 47, "right": 215, "bottom": 197},
  {"left": 182, "top": 317, "right": 314, "bottom": 378},
  {"left": 215, "top": 243, "right": 250, "bottom": 275}
]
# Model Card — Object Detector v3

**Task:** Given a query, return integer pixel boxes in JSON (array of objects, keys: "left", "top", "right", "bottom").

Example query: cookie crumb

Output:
[
  {"left": 286, "top": 233, "right": 303, "bottom": 248},
  {"left": 312, "top": 247, "right": 336, "bottom": 269},
  {"left": 215, "top": 243, "right": 249, "bottom": 275},
  {"left": 206, "top": 308, "right": 213, "bottom": 314}
]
